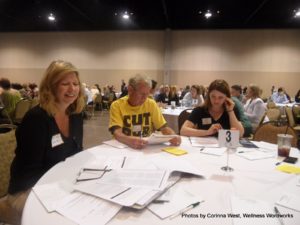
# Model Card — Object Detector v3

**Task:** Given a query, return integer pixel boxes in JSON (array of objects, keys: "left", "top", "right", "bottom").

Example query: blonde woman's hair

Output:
[
  {"left": 39, "top": 60, "right": 85, "bottom": 115},
  {"left": 248, "top": 84, "right": 262, "bottom": 98}
]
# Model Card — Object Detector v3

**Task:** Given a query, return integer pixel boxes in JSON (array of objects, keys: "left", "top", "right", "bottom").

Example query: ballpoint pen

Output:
[
  {"left": 274, "top": 206, "right": 285, "bottom": 225},
  {"left": 121, "top": 156, "right": 126, "bottom": 168},
  {"left": 169, "top": 201, "right": 203, "bottom": 219}
]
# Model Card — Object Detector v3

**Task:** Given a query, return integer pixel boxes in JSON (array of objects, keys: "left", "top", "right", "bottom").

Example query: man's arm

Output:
[
  {"left": 160, "top": 126, "right": 181, "bottom": 146},
  {"left": 113, "top": 128, "right": 148, "bottom": 149}
]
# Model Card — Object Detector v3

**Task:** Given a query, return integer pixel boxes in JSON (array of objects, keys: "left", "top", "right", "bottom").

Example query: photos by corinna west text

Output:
[{"left": 180, "top": 212, "right": 294, "bottom": 219}]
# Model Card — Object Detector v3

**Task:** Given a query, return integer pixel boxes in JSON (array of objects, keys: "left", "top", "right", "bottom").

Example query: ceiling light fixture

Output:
[
  {"left": 115, "top": 11, "right": 133, "bottom": 20},
  {"left": 294, "top": 9, "right": 300, "bottom": 17},
  {"left": 199, "top": 10, "right": 220, "bottom": 19},
  {"left": 48, "top": 13, "right": 55, "bottom": 21}
]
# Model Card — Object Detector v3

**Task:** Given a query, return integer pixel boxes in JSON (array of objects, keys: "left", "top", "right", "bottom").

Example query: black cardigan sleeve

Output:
[{"left": 9, "top": 107, "right": 50, "bottom": 194}]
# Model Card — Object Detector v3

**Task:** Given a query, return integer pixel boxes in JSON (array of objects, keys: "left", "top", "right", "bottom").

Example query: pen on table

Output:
[
  {"left": 152, "top": 199, "right": 170, "bottom": 204},
  {"left": 274, "top": 206, "right": 285, "bottom": 225},
  {"left": 169, "top": 201, "right": 202, "bottom": 219},
  {"left": 121, "top": 156, "right": 126, "bottom": 168}
]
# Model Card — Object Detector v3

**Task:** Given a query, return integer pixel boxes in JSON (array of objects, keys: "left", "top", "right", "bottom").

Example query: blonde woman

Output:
[
  {"left": 0, "top": 60, "right": 85, "bottom": 224},
  {"left": 244, "top": 84, "right": 266, "bottom": 131}
]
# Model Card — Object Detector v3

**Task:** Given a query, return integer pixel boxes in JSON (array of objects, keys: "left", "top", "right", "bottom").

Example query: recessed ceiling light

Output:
[
  {"left": 48, "top": 13, "right": 55, "bottom": 21},
  {"left": 199, "top": 9, "right": 220, "bottom": 19},
  {"left": 204, "top": 11, "right": 212, "bottom": 19},
  {"left": 115, "top": 11, "right": 133, "bottom": 20},
  {"left": 294, "top": 9, "right": 300, "bottom": 17}
]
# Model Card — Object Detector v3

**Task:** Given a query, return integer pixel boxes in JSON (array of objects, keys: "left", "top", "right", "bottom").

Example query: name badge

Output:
[
  {"left": 51, "top": 133, "right": 64, "bottom": 148},
  {"left": 202, "top": 118, "right": 212, "bottom": 125},
  {"left": 132, "top": 125, "right": 142, "bottom": 132}
]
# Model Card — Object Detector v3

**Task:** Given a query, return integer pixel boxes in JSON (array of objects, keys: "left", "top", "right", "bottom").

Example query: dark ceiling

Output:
[{"left": 0, "top": 0, "right": 300, "bottom": 32}]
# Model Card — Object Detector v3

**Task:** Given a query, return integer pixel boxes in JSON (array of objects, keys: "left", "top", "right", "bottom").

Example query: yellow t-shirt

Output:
[{"left": 109, "top": 96, "right": 166, "bottom": 137}]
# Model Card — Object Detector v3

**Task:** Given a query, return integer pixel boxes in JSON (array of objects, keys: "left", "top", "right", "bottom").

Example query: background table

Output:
[
  {"left": 162, "top": 107, "right": 188, "bottom": 133},
  {"left": 22, "top": 137, "right": 300, "bottom": 225}
]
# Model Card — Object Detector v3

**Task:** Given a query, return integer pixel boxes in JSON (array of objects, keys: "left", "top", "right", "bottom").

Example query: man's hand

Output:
[{"left": 169, "top": 135, "right": 181, "bottom": 146}]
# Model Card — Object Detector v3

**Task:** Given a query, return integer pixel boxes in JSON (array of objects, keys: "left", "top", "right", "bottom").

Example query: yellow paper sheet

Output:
[
  {"left": 276, "top": 164, "right": 300, "bottom": 174},
  {"left": 162, "top": 147, "right": 187, "bottom": 156}
]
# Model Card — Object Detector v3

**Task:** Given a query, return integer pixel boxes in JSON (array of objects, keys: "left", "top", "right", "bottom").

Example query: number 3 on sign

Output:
[{"left": 218, "top": 130, "right": 239, "bottom": 148}]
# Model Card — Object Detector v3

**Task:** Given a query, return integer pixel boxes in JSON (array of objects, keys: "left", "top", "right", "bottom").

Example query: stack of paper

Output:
[
  {"left": 74, "top": 156, "right": 206, "bottom": 208},
  {"left": 148, "top": 185, "right": 203, "bottom": 219},
  {"left": 276, "top": 192, "right": 300, "bottom": 212},
  {"left": 189, "top": 137, "right": 219, "bottom": 147},
  {"left": 33, "top": 182, "right": 121, "bottom": 225},
  {"left": 144, "top": 133, "right": 177, "bottom": 145},
  {"left": 236, "top": 148, "right": 275, "bottom": 160}
]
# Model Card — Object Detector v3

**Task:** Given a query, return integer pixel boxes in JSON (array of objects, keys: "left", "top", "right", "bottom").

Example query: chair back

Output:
[
  {"left": 13, "top": 99, "right": 31, "bottom": 124},
  {"left": 253, "top": 122, "right": 297, "bottom": 147},
  {"left": 0, "top": 124, "right": 17, "bottom": 197},
  {"left": 285, "top": 106, "right": 295, "bottom": 127},
  {"left": 266, "top": 101, "right": 276, "bottom": 109},
  {"left": 265, "top": 108, "right": 281, "bottom": 122},
  {"left": 178, "top": 109, "right": 192, "bottom": 132},
  {"left": 30, "top": 98, "right": 39, "bottom": 108},
  {"left": 292, "top": 104, "right": 300, "bottom": 125}
]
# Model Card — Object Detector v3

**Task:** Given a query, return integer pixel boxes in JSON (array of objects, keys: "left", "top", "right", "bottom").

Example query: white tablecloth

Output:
[
  {"left": 162, "top": 107, "right": 189, "bottom": 133},
  {"left": 22, "top": 137, "right": 300, "bottom": 225}
]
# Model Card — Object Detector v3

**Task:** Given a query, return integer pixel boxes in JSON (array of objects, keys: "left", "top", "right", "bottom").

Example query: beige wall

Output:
[
  {"left": 0, "top": 29, "right": 299, "bottom": 95},
  {"left": 0, "top": 31, "right": 165, "bottom": 90},
  {"left": 168, "top": 30, "right": 300, "bottom": 97}
]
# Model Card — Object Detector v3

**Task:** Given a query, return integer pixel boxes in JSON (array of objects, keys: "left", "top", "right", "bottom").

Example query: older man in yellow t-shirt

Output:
[{"left": 109, "top": 74, "right": 181, "bottom": 149}]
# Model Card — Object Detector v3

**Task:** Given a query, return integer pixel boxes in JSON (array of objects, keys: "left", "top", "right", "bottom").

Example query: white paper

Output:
[
  {"left": 148, "top": 186, "right": 203, "bottom": 219},
  {"left": 75, "top": 183, "right": 151, "bottom": 207},
  {"left": 151, "top": 156, "right": 208, "bottom": 178},
  {"left": 55, "top": 192, "right": 121, "bottom": 225},
  {"left": 189, "top": 137, "right": 219, "bottom": 147},
  {"left": 236, "top": 149, "right": 275, "bottom": 160},
  {"left": 252, "top": 141, "right": 277, "bottom": 152},
  {"left": 199, "top": 147, "right": 227, "bottom": 156},
  {"left": 32, "top": 181, "right": 73, "bottom": 212},
  {"left": 97, "top": 169, "right": 169, "bottom": 190},
  {"left": 144, "top": 133, "right": 177, "bottom": 145},
  {"left": 276, "top": 192, "right": 300, "bottom": 212},
  {"left": 133, "top": 172, "right": 181, "bottom": 208},
  {"left": 231, "top": 196, "right": 278, "bottom": 225},
  {"left": 103, "top": 139, "right": 128, "bottom": 148}
]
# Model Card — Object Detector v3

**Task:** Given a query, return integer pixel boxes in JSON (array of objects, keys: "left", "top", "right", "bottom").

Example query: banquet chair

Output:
[
  {"left": 285, "top": 106, "right": 300, "bottom": 133},
  {"left": 253, "top": 122, "right": 297, "bottom": 147},
  {"left": 0, "top": 124, "right": 17, "bottom": 197},
  {"left": 178, "top": 109, "right": 192, "bottom": 133},
  {"left": 265, "top": 108, "right": 281, "bottom": 122},
  {"left": 12, "top": 99, "right": 31, "bottom": 124},
  {"left": 266, "top": 101, "right": 276, "bottom": 109}
]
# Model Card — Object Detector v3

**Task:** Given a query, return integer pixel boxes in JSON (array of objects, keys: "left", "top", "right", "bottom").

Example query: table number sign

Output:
[{"left": 218, "top": 130, "right": 239, "bottom": 148}]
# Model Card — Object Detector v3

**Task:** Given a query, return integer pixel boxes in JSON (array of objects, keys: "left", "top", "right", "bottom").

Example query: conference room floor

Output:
[{"left": 83, "top": 110, "right": 112, "bottom": 150}]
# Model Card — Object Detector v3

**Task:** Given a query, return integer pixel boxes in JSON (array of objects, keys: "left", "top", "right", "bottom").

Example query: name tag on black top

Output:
[
  {"left": 51, "top": 133, "right": 64, "bottom": 148},
  {"left": 202, "top": 118, "right": 212, "bottom": 125}
]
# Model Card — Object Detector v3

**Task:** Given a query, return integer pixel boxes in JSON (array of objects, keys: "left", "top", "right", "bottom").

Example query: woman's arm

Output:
[{"left": 180, "top": 120, "right": 221, "bottom": 137}]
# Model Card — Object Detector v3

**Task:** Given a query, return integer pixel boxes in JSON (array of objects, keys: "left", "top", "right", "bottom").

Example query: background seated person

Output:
[
  {"left": 244, "top": 84, "right": 266, "bottom": 131},
  {"left": 182, "top": 84, "right": 204, "bottom": 107},
  {"left": 271, "top": 87, "right": 289, "bottom": 104},
  {"left": 109, "top": 74, "right": 181, "bottom": 149},
  {"left": 180, "top": 79, "right": 244, "bottom": 137}
]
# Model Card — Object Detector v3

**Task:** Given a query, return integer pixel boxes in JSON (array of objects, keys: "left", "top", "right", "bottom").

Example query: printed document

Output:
[
  {"left": 32, "top": 181, "right": 73, "bottom": 212},
  {"left": 55, "top": 191, "right": 121, "bottom": 225},
  {"left": 144, "top": 133, "right": 177, "bottom": 145}
]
